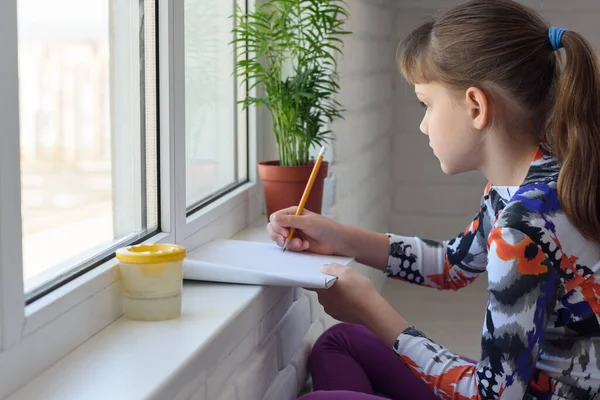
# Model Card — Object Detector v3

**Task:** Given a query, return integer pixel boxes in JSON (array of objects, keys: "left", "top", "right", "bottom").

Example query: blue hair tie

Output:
[{"left": 549, "top": 26, "right": 566, "bottom": 50}]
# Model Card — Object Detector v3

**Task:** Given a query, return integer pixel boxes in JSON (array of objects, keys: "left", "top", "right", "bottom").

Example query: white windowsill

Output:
[{"left": 7, "top": 217, "right": 285, "bottom": 400}]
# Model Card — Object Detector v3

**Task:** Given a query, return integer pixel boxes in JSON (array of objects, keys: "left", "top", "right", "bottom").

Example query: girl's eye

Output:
[{"left": 419, "top": 101, "right": 427, "bottom": 109}]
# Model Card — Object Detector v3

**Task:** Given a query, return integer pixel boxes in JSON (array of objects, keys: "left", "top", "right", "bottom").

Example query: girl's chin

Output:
[{"left": 438, "top": 160, "right": 463, "bottom": 176}]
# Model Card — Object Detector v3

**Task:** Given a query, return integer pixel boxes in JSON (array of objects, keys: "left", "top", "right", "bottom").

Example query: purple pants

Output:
[{"left": 299, "top": 323, "right": 471, "bottom": 400}]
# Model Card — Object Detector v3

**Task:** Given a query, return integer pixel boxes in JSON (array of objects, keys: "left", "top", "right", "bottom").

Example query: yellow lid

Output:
[{"left": 115, "top": 243, "right": 186, "bottom": 264}]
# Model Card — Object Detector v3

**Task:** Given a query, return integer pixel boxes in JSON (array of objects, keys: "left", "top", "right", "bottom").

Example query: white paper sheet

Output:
[{"left": 183, "top": 239, "right": 354, "bottom": 289}]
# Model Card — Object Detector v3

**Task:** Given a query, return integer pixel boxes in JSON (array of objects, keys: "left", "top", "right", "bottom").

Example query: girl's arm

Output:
[
  {"left": 364, "top": 226, "right": 557, "bottom": 400},
  {"left": 337, "top": 225, "right": 390, "bottom": 270},
  {"left": 347, "top": 184, "right": 490, "bottom": 291}
]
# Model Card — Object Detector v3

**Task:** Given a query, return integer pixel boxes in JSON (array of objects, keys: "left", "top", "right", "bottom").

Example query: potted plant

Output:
[{"left": 233, "top": 0, "right": 350, "bottom": 218}]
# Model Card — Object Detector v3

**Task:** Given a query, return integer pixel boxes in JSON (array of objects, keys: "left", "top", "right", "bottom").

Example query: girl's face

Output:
[{"left": 415, "top": 82, "right": 485, "bottom": 175}]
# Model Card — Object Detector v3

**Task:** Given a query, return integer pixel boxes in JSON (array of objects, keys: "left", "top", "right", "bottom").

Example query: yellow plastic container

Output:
[{"left": 115, "top": 243, "right": 186, "bottom": 321}]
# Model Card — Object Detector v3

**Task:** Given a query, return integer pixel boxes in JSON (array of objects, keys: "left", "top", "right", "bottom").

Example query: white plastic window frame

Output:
[
  {"left": 0, "top": 0, "right": 259, "bottom": 397},
  {"left": 0, "top": 0, "right": 25, "bottom": 357}
]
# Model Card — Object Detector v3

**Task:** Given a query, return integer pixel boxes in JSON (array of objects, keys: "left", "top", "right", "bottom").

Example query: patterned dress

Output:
[{"left": 387, "top": 145, "right": 600, "bottom": 400}]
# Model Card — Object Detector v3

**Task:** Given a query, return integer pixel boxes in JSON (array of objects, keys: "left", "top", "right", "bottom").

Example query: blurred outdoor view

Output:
[
  {"left": 184, "top": 0, "right": 240, "bottom": 208},
  {"left": 17, "top": 0, "right": 242, "bottom": 290},
  {"left": 18, "top": 0, "right": 114, "bottom": 287}
]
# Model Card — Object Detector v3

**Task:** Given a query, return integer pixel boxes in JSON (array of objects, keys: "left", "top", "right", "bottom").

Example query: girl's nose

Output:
[{"left": 419, "top": 116, "right": 428, "bottom": 136}]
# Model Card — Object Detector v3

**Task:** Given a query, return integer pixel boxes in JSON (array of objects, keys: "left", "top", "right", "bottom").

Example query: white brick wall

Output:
[
  {"left": 329, "top": 0, "right": 397, "bottom": 230},
  {"left": 327, "top": 0, "right": 398, "bottom": 289},
  {"left": 182, "top": 289, "right": 335, "bottom": 400}
]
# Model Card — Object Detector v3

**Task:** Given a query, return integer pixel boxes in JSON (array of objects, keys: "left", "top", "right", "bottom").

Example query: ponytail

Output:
[{"left": 547, "top": 31, "right": 600, "bottom": 244}]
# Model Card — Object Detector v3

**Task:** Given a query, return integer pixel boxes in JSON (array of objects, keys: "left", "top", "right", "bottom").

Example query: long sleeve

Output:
[
  {"left": 386, "top": 186, "right": 490, "bottom": 290},
  {"left": 391, "top": 227, "right": 560, "bottom": 399}
]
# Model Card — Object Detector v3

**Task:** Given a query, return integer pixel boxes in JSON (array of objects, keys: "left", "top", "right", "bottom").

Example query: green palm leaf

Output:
[{"left": 232, "top": 0, "right": 350, "bottom": 166}]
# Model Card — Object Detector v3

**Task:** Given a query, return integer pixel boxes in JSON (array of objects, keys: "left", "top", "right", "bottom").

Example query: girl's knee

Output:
[
  {"left": 312, "top": 323, "right": 371, "bottom": 355},
  {"left": 313, "top": 323, "right": 352, "bottom": 348},
  {"left": 319, "top": 322, "right": 370, "bottom": 341},
  {"left": 298, "top": 391, "right": 355, "bottom": 400},
  {"left": 299, "top": 391, "right": 382, "bottom": 400},
  {"left": 297, "top": 392, "right": 321, "bottom": 400}
]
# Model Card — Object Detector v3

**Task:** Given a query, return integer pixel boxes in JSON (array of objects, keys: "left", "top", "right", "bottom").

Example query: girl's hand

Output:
[
  {"left": 267, "top": 207, "right": 349, "bottom": 255},
  {"left": 315, "top": 263, "right": 410, "bottom": 346},
  {"left": 267, "top": 207, "right": 391, "bottom": 272},
  {"left": 313, "top": 263, "right": 381, "bottom": 325}
]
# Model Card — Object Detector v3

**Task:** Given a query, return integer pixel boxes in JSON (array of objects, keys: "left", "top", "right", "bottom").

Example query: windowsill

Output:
[{"left": 7, "top": 217, "right": 291, "bottom": 400}]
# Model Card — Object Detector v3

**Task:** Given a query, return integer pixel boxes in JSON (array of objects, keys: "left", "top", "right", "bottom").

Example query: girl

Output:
[{"left": 267, "top": 0, "right": 600, "bottom": 399}]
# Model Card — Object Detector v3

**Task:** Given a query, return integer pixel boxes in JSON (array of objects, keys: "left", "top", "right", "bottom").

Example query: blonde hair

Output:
[{"left": 398, "top": 0, "right": 600, "bottom": 245}]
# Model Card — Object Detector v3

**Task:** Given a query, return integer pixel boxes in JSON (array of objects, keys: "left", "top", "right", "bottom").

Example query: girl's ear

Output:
[{"left": 464, "top": 87, "right": 490, "bottom": 130}]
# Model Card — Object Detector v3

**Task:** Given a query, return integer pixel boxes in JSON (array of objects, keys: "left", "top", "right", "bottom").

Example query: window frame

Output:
[
  {"left": 0, "top": 0, "right": 259, "bottom": 397},
  {"left": 0, "top": 0, "right": 26, "bottom": 354}
]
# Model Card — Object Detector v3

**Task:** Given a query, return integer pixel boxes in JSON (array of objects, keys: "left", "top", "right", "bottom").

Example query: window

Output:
[
  {"left": 184, "top": 0, "right": 248, "bottom": 213},
  {"left": 0, "top": 0, "right": 254, "bottom": 395},
  {"left": 18, "top": 0, "right": 159, "bottom": 302}
]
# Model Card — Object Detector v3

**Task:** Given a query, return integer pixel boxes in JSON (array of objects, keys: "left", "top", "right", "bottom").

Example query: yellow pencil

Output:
[{"left": 282, "top": 146, "right": 326, "bottom": 252}]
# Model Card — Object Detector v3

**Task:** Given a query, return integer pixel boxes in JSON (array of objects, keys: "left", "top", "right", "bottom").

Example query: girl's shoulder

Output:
[
  {"left": 490, "top": 179, "right": 561, "bottom": 249},
  {"left": 494, "top": 178, "right": 599, "bottom": 268},
  {"left": 497, "top": 180, "right": 560, "bottom": 228},
  {"left": 496, "top": 145, "right": 561, "bottom": 231},
  {"left": 521, "top": 144, "right": 561, "bottom": 187}
]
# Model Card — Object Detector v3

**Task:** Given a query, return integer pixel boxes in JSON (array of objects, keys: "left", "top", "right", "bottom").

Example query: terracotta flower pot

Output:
[{"left": 257, "top": 160, "right": 329, "bottom": 220}]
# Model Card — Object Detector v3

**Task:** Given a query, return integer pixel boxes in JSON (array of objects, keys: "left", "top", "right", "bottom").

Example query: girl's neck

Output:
[{"left": 478, "top": 131, "right": 540, "bottom": 187}]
